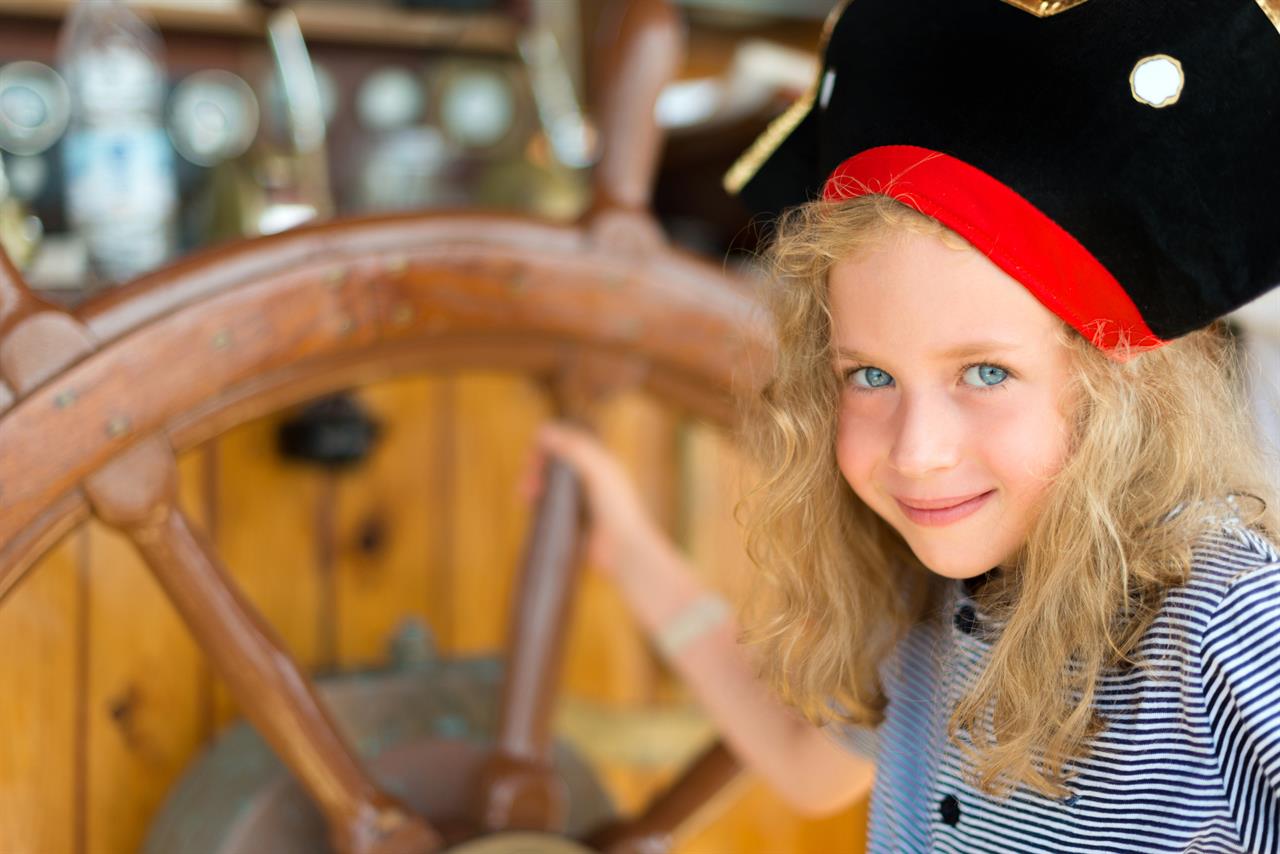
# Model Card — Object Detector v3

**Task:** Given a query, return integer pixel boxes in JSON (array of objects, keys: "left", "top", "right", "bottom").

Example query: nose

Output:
[{"left": 888, "top": 390, "right": 961, "bottom": 478}]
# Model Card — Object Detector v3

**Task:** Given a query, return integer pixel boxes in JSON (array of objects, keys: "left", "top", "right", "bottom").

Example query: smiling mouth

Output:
[
  {"left": 895, "top": 491, "right": 991, "bottom": 511},
  {"left": 893, "top": 490, "right": 996, "bottom": 527}
]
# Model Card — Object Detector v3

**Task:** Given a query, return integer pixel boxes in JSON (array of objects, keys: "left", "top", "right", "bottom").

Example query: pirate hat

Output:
[{"left": 725, "top": 0, "right": 1280, "bottom": 352}]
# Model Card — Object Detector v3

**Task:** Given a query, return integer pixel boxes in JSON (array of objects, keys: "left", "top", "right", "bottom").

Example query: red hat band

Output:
[{"left": 822, "top": 145, "right": 1165, "bottom": 355}]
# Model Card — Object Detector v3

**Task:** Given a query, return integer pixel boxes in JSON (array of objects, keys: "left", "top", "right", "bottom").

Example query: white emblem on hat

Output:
[{"left": 1130, "top": 54, "right": 1184, "bottom": 109}]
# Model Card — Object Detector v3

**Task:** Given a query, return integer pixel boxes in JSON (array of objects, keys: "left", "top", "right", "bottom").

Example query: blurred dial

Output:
[
  {"left": 436, "top": 64, "right": 517, "bottom": 150},
  {"left": 168, "top": 69, "right": 260, "bottom": 166},
  {"left": 0, "top": 61, "right": 71, "bottom": 156},
  {"left": 356, "top": 67, "right": 424, "bottom": 132}
]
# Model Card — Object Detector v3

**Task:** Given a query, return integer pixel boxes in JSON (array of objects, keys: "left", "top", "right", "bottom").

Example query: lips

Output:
[
  {"left": 895, "top": 491, "right": 991, "bottom": 511},
  {"left": 893, "top": 489, "right": 996, "bottom": 528}
]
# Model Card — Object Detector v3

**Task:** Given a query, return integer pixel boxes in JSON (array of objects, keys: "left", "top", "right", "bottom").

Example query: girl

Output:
[{"left": 526, "top": 0, "right": 1280, "bottom": 850}]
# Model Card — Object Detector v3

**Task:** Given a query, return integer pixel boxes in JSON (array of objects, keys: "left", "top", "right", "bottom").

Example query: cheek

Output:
[
  {"left": 834, "top": 409, "right": 858, "bottom": 486},
  {"left": 835, "top": 399, "right": 884, "bottom": 496},
  {"left": 977, "top": 392, "right": 1072, "bottom": 490}
]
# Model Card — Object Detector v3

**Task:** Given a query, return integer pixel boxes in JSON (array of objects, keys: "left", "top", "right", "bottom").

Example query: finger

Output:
[
  {"left": 516, "top": 467, "right": 541, "bottom": 503},
  {"left": 537, "top": 421, "right": 609, "bottom": 473},
  {"left": 535, "top": 422, "right": 637, "bottom": 515},
  {"left": 535, "top": 421, "right": 576, "bottom": 454}
]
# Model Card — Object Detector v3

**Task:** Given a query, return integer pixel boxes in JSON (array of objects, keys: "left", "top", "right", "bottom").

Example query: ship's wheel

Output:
[{"left": 0, "top": 1, "right": 773, "bottom": 851}]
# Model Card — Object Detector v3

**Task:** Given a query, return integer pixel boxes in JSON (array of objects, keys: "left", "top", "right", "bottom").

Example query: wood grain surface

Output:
[{"left": 0, "top": 376, "right": 868, "bottom": 853}]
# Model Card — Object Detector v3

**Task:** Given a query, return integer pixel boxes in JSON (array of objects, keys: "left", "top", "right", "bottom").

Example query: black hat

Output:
[{"left": 725, "top": 0, "right": 1280, "bottom": 353}]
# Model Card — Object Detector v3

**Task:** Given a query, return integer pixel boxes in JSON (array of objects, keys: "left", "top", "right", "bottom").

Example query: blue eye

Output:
[
  {"left": 963, "top": 363, "right": 1009, "bottom": 388},
  {"left": 849, "top": 366, "right": 894, "bottom": 389}
]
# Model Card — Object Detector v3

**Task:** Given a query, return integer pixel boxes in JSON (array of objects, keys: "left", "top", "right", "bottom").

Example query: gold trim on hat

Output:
[
  {"left": 996, "top": 0, "right": 1092, "bottom": 17},
  {"left": 722, "top": 0, "right": 852, "bottom": 196},
  {"left": 722, "top": 83, "right": 818, "bottom": 196},
  {"left": 1258, "top": 0, "right": 1280, "bottom": 36}
]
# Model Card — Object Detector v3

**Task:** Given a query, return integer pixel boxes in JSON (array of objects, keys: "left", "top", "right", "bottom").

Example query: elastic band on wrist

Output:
[{"left": 655, "top": 593, "right": 731, "bottom": 660}]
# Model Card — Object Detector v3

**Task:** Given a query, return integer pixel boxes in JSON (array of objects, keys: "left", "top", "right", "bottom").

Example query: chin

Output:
[{"left": 906, "top": 543, "right": 998, "bottom": 580}]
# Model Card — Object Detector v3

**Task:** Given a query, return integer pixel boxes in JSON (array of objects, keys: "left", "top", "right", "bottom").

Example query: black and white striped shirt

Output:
[{"left": 834, "top": 513, "right": 1280, "bottom": 852}]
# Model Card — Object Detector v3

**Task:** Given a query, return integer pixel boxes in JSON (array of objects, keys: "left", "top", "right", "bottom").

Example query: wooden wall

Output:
[{"left": 0, "top": 371, "right": 868, "bottom": 853}]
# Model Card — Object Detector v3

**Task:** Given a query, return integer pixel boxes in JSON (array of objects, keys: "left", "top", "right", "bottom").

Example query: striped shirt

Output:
[{"left": 832, "top": 514, "right": 1280, "bottom": 852}]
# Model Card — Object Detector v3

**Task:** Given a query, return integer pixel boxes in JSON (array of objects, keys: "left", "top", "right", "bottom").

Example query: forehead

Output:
[{"left": 827, "top": 227, "right": 1063, "bottom": 359}]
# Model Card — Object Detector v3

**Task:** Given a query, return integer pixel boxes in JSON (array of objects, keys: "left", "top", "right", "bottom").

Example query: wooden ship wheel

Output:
[{"left": 0, "top": 1, "right": 775, "bottom": 852}]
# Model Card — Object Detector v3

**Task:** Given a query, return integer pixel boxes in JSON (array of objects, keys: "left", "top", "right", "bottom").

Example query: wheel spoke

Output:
[
  {"left": 586, "top": 741, "right": 741, "bottom": 854},
  {"left": 473, "top": 454, "right": 585, "bottom": 833},
  {"left": 587, "top": 0, "right": 682, "bottom": 221},
  {"left": 82, "top": 436, "right": 442, "bottom": 854}
]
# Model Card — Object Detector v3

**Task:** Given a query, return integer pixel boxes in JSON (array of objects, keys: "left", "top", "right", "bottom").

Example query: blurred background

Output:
[
  {"left": 0, "top": 1, "right": 874, "bottom": 853},
  {"left": 0, "top": 0, "right": 832, "bottom": 297}
]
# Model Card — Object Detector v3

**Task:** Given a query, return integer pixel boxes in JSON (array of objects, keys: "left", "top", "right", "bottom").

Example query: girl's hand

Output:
[{"left": 519, "top": 421, "right": 663, "bottom": 582}]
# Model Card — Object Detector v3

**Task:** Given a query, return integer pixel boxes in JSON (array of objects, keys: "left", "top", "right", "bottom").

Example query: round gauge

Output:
[
  {"left": 356, "top": 67, "right": 424, "bottom": 132},
  {"left": 0, "top": 61, "right": 71, "bottom": 156},
  {"left": 167, "top": 69, "right": 260, "bottom": 166},
  {"left": 435, "top": 63, "right": 519, "bottom": 151}
]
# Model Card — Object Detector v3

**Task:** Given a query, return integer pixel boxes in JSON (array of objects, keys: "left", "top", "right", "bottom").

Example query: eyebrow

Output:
[{"left": 835, "top": 341, "right": 1023, "bottom": 362}]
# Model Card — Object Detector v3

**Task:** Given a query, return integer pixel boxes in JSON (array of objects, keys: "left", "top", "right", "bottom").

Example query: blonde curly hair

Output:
[{"left": 737, "top": 193, "right": 1280, "bottom": 799}]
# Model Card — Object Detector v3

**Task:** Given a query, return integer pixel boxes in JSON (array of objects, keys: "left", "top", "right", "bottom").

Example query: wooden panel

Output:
[
  {"left": 82, "top": 451, "right": 208, "bottom": 854},
  {"left": 678, "top": 419, "right": 754, "bottom": 603},
  {"left": 0, "top": 533, "right": 79, "bottom": 854},
  {"left": 562, "top": 391, "right": 679, "bottom": 706},
  {"left": 559, "top": 392, "right": 681, "bottom": 812},
  {"left": 681, "top": 777, "right": 870, "bottom": 854},
  {"left": 444, "top": 372, "right": 552, "bottom": 655},
  {"left": 332, "top": 377, "right": 453, "bottom": 668},
  {"left": 180, "top": 449, "right": 219, "bottom": 746},
  {"left": 671, "top": 420, "right": 870, "bottom": 853},
  {"left": 210, "top": 413, "right": 327, "bottom": 729},
  {"left": 0, "top": 378, "right": 867, "bottom": 853}
]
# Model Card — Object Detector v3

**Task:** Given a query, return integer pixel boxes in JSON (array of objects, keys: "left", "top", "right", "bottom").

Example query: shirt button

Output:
[
  {"left": 939, "top": 793, "right": 961, "bottom": 826},
  {"left": 954, "top": 604, "right": 978, "bottom": 635}
]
